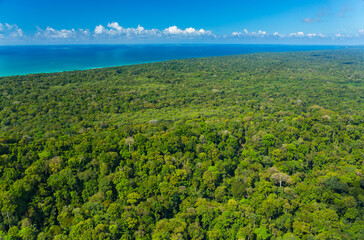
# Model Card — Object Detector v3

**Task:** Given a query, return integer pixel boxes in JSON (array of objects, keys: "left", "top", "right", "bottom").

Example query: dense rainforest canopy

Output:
[{"left": 0, "top": 49, "right": 363, "bottom": 240}]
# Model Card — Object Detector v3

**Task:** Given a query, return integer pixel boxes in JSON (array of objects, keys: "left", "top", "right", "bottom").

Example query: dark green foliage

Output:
[{"left": 0, "top": 49, "right": 363, "bottom": 239}]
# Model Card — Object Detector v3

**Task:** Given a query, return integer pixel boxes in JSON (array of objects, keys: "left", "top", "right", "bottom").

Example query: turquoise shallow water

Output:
[{"left": 0, "top": 44, "right": 346, "bottom": 77}]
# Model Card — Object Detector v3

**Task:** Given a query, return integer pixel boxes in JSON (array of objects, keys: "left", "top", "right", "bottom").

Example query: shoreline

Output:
[{"left": 0, "top": 44, "right": 358, "bottom": 77}]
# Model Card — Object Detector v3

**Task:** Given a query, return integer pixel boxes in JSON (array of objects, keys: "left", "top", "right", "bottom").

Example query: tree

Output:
[
  {"left": 125, "top": 137, "right": 135, "bottom": 152},
  {"left": 271, "top": 172, "right": 292, "bottom": 187},
  {"left": 254, "top": 226, "right": 271, "bottom": 240}
]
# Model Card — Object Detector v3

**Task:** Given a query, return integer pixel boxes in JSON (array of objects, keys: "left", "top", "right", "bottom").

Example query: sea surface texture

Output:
[{"left": 0, "top": 44, "right": 345, "bottom": 76}]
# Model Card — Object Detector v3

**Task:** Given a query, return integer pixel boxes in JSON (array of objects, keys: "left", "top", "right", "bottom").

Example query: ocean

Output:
[{"left": 0, "top": 44, "right": 347, "bottom": 77}]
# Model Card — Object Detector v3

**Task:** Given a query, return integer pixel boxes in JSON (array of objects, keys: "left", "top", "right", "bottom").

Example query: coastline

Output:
[{"left": 0, "top": 44, "right": 352, "bottom": 77}]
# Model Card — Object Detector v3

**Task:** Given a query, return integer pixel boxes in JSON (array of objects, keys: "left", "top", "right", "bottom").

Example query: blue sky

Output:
[{"left": 0, "top": 0, "right": 363, "bottom": 44}]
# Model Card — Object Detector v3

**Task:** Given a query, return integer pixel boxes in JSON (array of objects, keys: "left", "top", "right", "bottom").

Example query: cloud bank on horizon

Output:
[
  {"left": 1, "top": 21, "right": 364, "bottom": 44},
  {"left": 0, "top": 0, "right": 363, "bottom": 45}
]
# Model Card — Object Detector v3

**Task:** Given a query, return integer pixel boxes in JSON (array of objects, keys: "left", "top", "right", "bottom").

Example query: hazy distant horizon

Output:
[{"left": 0, "top": 44, "right": 351, "bottom": 77}]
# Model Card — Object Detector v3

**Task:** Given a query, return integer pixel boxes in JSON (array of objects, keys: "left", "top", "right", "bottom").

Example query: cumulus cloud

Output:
[
  {"left": 231, "top": 29, "right": 267, "bottom": 38},
  {"left": 35, "top": 27, "right": 90, "bottom": 40},
  {"left": 92, "top": 22, "right": 214, "bottom": 39},
  {"left": 0, "top": 23, "right": 23, "bottom": 39},
  {"left": 290, "top": 32, "right": 305, "bottom": 37},
  {"left": 164, "top": 26, "right": 183, "bottom": 35},
  {"left": 36, "top": 27, "right": 75, "bottom": 39},
  {"left": 1, "top": 21, "right": 364, "bottom": 43},
  {"left": 231, "top": 32, "right": 242, "bottom": 37},
  {"left": 94, "top": 25, "right": 105, "bottom": 34},
  {"left": 230, "top": 29, "right": 340, "bottom": 41},
  {"left": 287, "top": 32, "right": 324, "bottom": 38},
  {"left": 163, "top": 26, "right": 213, "bottom": 37},
  {"left": 108, "top": 22, "right": 122, "bottom": 31},
  {"left": 94, "top": 22, "right": 161, "bottom": 38}
]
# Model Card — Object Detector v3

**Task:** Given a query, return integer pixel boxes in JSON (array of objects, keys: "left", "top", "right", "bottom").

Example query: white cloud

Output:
[
  {"left": 5, "top": 23, "right": 13, "bottom": 29},
  {"left": 2, "top": 21, "right": 364, "bottom": 43},
  {"left": 94, "top": 25, "right": 105, "bottom": 34},
  {"left": 231, "top": 29, "right": 267, "bottom": 38},
  {"left": 35, "top": 27, "right": 89, "bottom": 40},
  {"left": 306, "top": 33, "right": 317, "bottom": 37},
  {"left": 288, "top": 32, "right": 327, "bottom": 38},
  {"left": 185, "top": 27, "right": 196, "bottom": 34},
  {"left": 10, "top": 28, "right": 23, "bottom": 38},
  {"left": 92, "top": 23, "right": 214, "bottom": 39},
  {"left": 256, "top": 30, "right": 264, "bottom": 36},
  {"left": 94, "top": 22, "right": 161, "bottom": 38},
  {"left": 39, "top": 27, "right": 75, "bottom": 38},
  {"left": 290, "top": 32, "right": 305, "bottom": 37},
  {"left": 334, "top": 33, "right": 354, "bottom": 38},
  {"left": 0, "top": 23, "right": 23, "bottom": 39},
  {"left": 107, "top": 22, "right": 122, "bottom": 31},
  {"left": 164, "top": 26, "right": 183, "bottom": 35},
  {"left": 35, "top": 23, "right": 359, "bottom": 43},
  {"left": 163, "top": 25, "right": 213, "bottom": 37},
  {"left": 232, "top": 32, "right": 242, "bottom": 37},
  {"left": 229, "top": 29, "right": 351, "bottom": 41}
]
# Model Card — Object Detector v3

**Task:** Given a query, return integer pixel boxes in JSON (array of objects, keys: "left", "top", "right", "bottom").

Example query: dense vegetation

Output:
[{"left": 0, "top": 49, "right": 363, "bottom": 240}]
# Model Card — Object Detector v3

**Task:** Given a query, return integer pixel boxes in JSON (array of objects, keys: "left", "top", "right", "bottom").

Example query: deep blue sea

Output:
[{"left": 0, "top": 44, "right": 347, "bottom": 77}]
